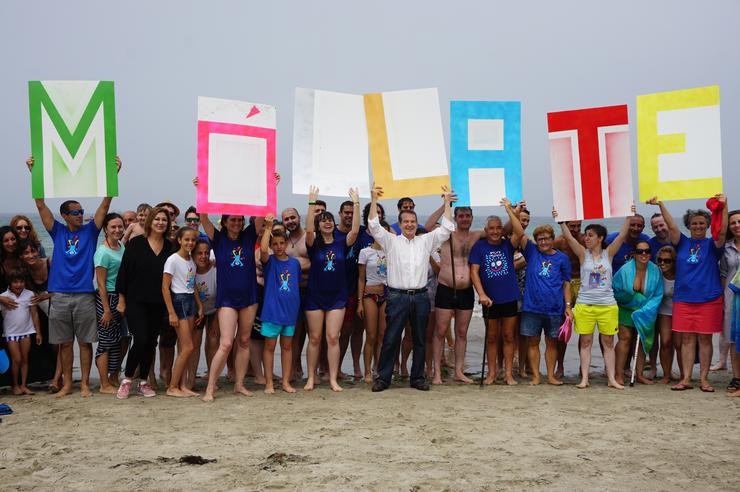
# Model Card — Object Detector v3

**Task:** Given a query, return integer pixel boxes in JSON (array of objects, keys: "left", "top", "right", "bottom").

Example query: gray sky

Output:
[{"left": 1, "top": 0, "right": 738, "bottom": 218}]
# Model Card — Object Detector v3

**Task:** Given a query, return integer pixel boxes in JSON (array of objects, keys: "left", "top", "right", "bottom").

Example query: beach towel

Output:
[
  {"left": 613, "top": 258, "right": 663, "bottom": 354},
  {"left": 730, "top": 269, "right": 740, "bottom": 348}
]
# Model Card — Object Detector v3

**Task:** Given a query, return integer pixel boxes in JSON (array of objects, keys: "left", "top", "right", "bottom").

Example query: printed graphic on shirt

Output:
[
  {"left": 186, "top": 266, "right": 195, "bottom": 290},
  {"left": 324, "top": 251, "right": 336, "bottom": 272},
  {"left": 230, "top": 246, "right": 244, "bottom": 267},
  {"left": 279, "top": 270, "right": 292, "bottom": 292},
  {"left": 65, "top": 235, "right": 80, "bottom": 256},
  {"left": 538, "top": 259, "right": 552, "bottom": 277},
  {"left": 687, "top": 243, "right": 701, "bottom": 264},
  {"left": 588, "top": 264, "right": 607, "bottom": 289},
  {"left": 377, "top": 255, "right": 387, "bottom": 277},
  {"left": 484, "top": 250, "right": 509, "bottom": 278},
  {"left": 197, "top": 280, "right": 209, "bottom": 301}
]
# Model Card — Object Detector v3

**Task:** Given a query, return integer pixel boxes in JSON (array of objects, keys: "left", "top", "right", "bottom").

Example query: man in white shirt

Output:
[{"left": 368, "top": 184, "right": 455, "bottom": 392}]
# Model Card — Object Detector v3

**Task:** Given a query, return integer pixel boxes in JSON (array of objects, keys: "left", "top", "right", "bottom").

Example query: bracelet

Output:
[
  {"left": 353, "top": 202, "right": 360, "bottom": 206},
  {"left": 565, "top": 302, "right": 571, "bottom": 306},
  {"left": 308, "top": 201, "right": 316, "bottom": 205}
]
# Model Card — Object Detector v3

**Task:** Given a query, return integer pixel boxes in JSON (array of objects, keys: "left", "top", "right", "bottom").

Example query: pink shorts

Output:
[{"left": 672, "top": 296, "right": 723, "bottom": 334}]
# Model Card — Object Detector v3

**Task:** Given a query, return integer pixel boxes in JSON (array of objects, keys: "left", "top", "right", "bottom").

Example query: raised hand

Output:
[
  {"left": 115, "top": 156, "right": 122, "bottom": 173},
  {"left": 348, "top": 187, "right": 360, "bottom": 203},
  {"left": 551, "top": 207, "right": 559, "bottom": 219},
  {"left": 264, "top": 213, "right": 275, "bottom": 224},
  {"left": 441, "top": 185, "right": 455, "bottom": 204},
  {"left": 371, "top": 183, "right": 384, "bottom": 200},
  {"left": 500, "top": 197, "right": 512, "bottom": 208},
  {"left": 26, "top": 156, "right": 34, "bottom": 172},
  {"left": 646, "top": 196, "right": 660, "bottom": 206},
  {"left": 308, "top": 185, "right": 319, "bottom": 202}
]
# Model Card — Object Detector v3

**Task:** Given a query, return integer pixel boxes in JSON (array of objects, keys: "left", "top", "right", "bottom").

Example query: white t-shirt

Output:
[
  {"left": 0, "top": 288, "right": 36, "bottom": 338},
  {"left": 164, "top": 253, "right": 196, "bottom": 294},
  {"left": 659, "top": 277, "right": 674, "bottom": 316},
  {"left": 359, "top": 247, "right": 387, "bottom": 287},
  {"left": 196, "top": 266, "right": 217, "bottom": 315}
]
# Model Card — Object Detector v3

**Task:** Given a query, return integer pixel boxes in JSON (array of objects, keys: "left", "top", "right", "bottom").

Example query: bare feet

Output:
[
  {"left": 432, "top": 378, "right": 444, "bottom": 385},
  {"left": 20, "top": 386, "right": 35, "bottom": 395},
  {"left": 659, "top": 376, "right": 671, "bottom": 384},
  {"left": 608, "top": 380, "right": 625, "bottom": 390},
  {"left": 637, "top": 375, "right": 655, "bottom": 385},
  {"left": 709, "top": 362, "right": 727, "bottom": 371},
  {"left": 576, "top": 380, "right": 590, "bottom": 389},
  {"left": 504, "top": 377, "right": 518, "bottom": 386},
  {"left": 304, "top": 379, "right": 315, "bottom": 391},
  {"left": 454, "top": 374, "right": 474, "bottom": 384},
  {"left": 202, "top": 392, "right": 215, "bottom": 402},
  {"left": 12, "top": 387, "right": 23, "bottom": 395},
  {"left": 529, "top": 377, "right": 541, "bottom": 386},
  {"left": 264, "top": 386, "right": 275, "bottom": 394},
  {"left": 254, "top": 377, "right": 266, "bottom": 386},
  {"left": 234, "top": 386, "right": 253, "bottom": 397},
  {"left": 282, "top": 383, "right": 297, "bottom": 394},
  {"left": 54, "top": 385, "right": 74, "bottom": 398},
  {"left": 166, "top": 388, "right": 190, "bottom": 398},
  {"left": 364, "top": 375, "right": 373, "bottom": 384},
  {"left": 615, "top": 377, "right": 625, "bottom": 387},
  {"left": 483, "top": 376, "right": 495, "bottom": 385},
  {"left": 330, "top": 381, "right": 343, "bottom": 392},
  {"left": 547, "top": 377, "right": 564, "bottom": 386},
  {"left": 99, "top": 385, "right": 117, "bottom": 395},
  {"left": 555, "top": 367, "right": 564, "bottom": 379},
  {"left": 80, "top": 385, "right": 93, "bottom": 398},
  {"left": 727, "top": 389, "right": 740, "bottom": 397},
  {"left": 183, "top": 388, "right": 199, "bottom": 397}
]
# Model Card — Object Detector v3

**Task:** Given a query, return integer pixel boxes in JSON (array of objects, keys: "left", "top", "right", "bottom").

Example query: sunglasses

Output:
[
  {"left": 634, "top": 248, "right": 651, "bottom": 255},
  {"left": 656, "top": 258, "right": 674, "bottom": 265},
  {"left": 185, "top": 218, "right": 200, "bottom": 223},
  {"left": 65, "top": 209, "right": 85, "bottom": 216},
  {"left": 15, "top": 225, "right": 30, "bottom": 231}
]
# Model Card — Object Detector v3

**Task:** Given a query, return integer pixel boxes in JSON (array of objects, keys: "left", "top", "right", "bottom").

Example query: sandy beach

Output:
[{"left": 1, "top": 318, "right": 739, "bottom": 491}]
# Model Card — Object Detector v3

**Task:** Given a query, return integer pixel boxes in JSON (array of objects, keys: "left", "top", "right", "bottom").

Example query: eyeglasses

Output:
[
  {"left": 634, "top": 248, "right": 651, "bottom": 255},
  {"left": 185, "top": 218, "right": 200, "bottom": 223},
  {"left": 535, "top": 236, "right": 553, "bottom": 242},
  {"left": 656, "top": 258, "right": 674, "bottom": 265},
  {"left": 15, "top": 225, "right": 30, "bottom": 231},
  {"left": 65, "top": 209, "right": 85, "bottom": 216}
]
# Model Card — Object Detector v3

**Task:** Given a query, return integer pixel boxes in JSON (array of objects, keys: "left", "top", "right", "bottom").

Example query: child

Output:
[
  {"left": 162, "top": 228, "right": 203, "bottom": 397},
  {"left": 0, "top": 269, "right": 42, "bottom": 395},
  {"left": 191, "top": 238, "right": 218, "bottom": 388},
  {"left": 259, "top": 215, "right": 301, "bottom": 393}
]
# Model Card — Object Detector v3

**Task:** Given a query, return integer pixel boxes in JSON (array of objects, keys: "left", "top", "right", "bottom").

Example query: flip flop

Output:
[
  {"left": 671, "top": 383, "right": 694, "bottom": 391},
  {"left": 700, "top": 385, "right": 715, "bottom": 393}
]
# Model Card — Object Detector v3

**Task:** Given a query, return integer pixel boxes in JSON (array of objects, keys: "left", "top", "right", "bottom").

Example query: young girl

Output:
[
  {"left": 259, "top": 216, "right": 301, "bottom": 394},
  {"left": 192, "top": 239, "right": 218, "bottom": 388},
  {"left": 0, "top": 269, "right": 42, "bottom": 395},
  {"left": 162, "top": 227, "right": 203, "bottom": 397}
]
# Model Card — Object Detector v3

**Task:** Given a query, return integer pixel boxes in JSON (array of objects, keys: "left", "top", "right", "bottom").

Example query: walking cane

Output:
[
  {"left": 480, "top": 305, "right": 489, "bottom": 388},
  {"left": 629, "top": 335, "right": 641, "bottom": 387}
]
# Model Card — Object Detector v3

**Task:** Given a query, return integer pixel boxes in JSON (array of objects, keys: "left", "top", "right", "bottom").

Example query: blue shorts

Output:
[
  {"left": 303, "top": 297, "right": 346, "bottom": 312},
  {"left": 172, "top": 292, "right": 196, "bottom": 319},
  {"left": 520, "top": 312, "right": 563, "bottom": 339},
  {"left": 261, "top": 321, "right": 295, "bottom": 338}
]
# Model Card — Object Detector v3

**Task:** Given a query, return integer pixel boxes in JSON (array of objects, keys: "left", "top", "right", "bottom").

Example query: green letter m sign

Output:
[{"left": 28, "top": 80, "right": 117, "bottom": 198}]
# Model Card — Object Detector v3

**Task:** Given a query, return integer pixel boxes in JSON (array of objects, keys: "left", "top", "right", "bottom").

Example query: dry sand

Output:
[{"left": 1, "top": 319, "right": 739, "bottom": 491}]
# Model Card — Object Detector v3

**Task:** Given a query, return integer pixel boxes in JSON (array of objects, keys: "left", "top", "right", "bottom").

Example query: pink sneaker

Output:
[
  {"left": 116, "top": 379, "right": 132, "bottom": 400},
  {"left": 137, "top": 382, "right": 156, "bottom": 398}
]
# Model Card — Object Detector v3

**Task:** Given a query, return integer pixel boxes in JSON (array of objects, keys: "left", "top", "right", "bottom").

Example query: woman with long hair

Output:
[
  {"left": 10, "top": 215, "right": 46, "bottom": 258},
  {"left": 655, "top": 245, "right": 679, "bottom": 383}
]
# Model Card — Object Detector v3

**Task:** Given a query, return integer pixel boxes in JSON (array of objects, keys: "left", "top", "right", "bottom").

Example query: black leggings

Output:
[{"left": 124, "top": 301, "right": 164, "bottom": 380}]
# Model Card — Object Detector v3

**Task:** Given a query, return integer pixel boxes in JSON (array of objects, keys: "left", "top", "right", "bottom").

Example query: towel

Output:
[{"left": 612, "top": 258, "right": 664, "bottom": 354}]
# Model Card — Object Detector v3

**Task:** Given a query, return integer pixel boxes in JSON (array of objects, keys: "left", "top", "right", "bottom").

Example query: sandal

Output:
[
  {"left": 671, "top": 383, "right": 694, "bottom": 391},
  {"left": 727, "top": 378, "right": 740, "bottom": 391},
  {"left": 700, "top": 385, "right": 715, "bottom": 393}
]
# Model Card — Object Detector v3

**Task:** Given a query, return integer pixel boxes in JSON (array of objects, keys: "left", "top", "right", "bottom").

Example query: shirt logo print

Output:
[
  {"left": 538, "top": 259, "right": 552, "bottom": 277},
  {"left": 279, "top": 270, "right": 292, "bottom": 292},
  {"left": 484, "top": 250, "right": 509, "bottom": 278},
  {"left": 65, "top": 235, "right": 80, "bottom": 256},
  {"left": 324, "top": 251, "right": 336, "bottom": 272},
  {"left": 186, "top": 266, "right": 195, "bottom": 290},
  {"left": 230, "top": 246, "right": 244, "bottom": 267},
  {"left": 197, "top": 280, "right": 208, "bottom": 301},
  {"left": 687, "top": 243, "right": 701, "bottom": 264},
  {"left": 377, "top": 255, "right": 387, "bottom": 277}
]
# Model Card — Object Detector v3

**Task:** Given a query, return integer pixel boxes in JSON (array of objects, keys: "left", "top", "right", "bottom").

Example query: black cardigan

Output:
[{"left": 116, "top": 235, "right": 174, "bottom": 304}]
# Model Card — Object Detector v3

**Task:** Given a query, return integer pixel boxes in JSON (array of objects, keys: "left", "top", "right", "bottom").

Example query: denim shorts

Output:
[
  {"left": 172, "top": 292, "right": 196, "bottom": 319},
  {"left": 520, "top": 312, "right": 564, "bottom": 338}
]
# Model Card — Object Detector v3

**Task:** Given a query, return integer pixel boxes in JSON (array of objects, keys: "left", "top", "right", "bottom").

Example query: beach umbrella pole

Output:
[{"left": 630, "top": 335, "right": 641, "bottom": 387}]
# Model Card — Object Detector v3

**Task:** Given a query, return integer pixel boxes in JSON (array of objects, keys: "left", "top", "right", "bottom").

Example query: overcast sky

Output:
[{"left": 1, "top": 0, "right": 737, "bottom": 218}]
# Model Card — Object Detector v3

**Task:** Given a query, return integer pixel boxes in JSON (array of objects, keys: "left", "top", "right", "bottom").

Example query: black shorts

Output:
[
  {"left": 434, "top": 284, "right": 475, "bottom": 310},
  {"left": 483, "top": 300, "right": 519, "bottom": 319}
]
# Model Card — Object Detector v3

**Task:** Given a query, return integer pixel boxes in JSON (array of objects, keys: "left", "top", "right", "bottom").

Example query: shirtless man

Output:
[
  {"left": 282, "top": 207, "right": 312, "bottom": 380},
  {"left": 425, "top": 204, "right": 481, "bottom": 384},
  {"left": 553, "top": 220, "right": 585, "bottom": 378}
]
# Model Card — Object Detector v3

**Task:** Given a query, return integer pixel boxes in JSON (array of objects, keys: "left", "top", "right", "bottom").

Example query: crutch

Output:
[
  {"left": 480, "top": 305, "right": 489, "bottom": 388},
  {"left": 629, "top": 335, "right": 641, "bottom": 387}
]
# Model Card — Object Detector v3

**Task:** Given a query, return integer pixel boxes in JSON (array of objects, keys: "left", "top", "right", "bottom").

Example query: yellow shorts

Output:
[{"left": 573, "top": 303, "right": 618, "bottom": 335}]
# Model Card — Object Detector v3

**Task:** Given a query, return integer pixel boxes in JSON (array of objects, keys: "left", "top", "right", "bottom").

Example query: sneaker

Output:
[
  {"left": 116, "top": 379, "right": 132, "bottom": 400},
  {"left": 137, "top": 382, "right": 156, "bottom": 398}
]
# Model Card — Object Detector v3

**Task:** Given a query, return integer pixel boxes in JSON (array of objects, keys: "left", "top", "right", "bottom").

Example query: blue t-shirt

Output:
[
  {"left": 648, "top": 236, "right": 672, "bottom": 262},
  {"left": 674, "top": 234, "right": 723, "bottom": 303},
  {"left": 48, "top": 220, "right": 100, "bottom": 293},
  {"left": 605, "top": 232, "right": 651, "bottom": 273},
  {"left": 307, "top": 231, "right": 350, "bottom": 308},
  {"left": 522, "top": 241, "right": 571, "bottom": 315},
  {"left": 469, "top": 239, "right": 520, "bottom": 304},
  {"left": 334, "top": 227, "right": 361, "bottom": 295},
  {"left": 261, "top": 255, "right": 301, "bottom": 326},
  {"left": 212, "top": 226, "right": 258, "bottom": 309}
]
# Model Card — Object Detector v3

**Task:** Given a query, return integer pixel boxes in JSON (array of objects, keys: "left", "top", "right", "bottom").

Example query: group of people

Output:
[{"left": 1, "top": 156, "right": 739, "bottom": 400}]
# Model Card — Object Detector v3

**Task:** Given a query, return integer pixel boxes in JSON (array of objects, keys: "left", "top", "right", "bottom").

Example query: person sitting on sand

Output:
[
  {"left": 469, "top": 199, "right": 524, "bottom": 386},
  {"left": 259, "top": 216, "right": 301, "bottom": 394},
  {"left": 0, "top": 269, "right": 42, "bottom": 395},
  {"left": 553, "top": 204, "right": 635, "bottom": 390},
  {"left": 518, "top": 223, "right": 572, "bottom": 386}
]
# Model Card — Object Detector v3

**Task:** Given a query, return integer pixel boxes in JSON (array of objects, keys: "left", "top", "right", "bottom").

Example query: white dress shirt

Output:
[{"left": 368, "top": 215, "right": 455, "bottom": 290}]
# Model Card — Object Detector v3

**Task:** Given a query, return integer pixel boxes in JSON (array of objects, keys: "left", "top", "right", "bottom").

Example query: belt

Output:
[{"left": 388, "top": 287, "right": 428, "bottom": 295}]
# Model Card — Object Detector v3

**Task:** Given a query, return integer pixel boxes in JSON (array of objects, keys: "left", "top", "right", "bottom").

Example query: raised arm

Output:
[
  {"left": 502, "top": 198, "right": 524, "bottom": 247},
  {"left": 93, "top": 156, "right": 121, "bottom": 229},
  {"left": 553, "top": 207, "right": 586, "bottom": 262},
  {"left": 606, "top": 204, "right": 637, "bottom": 258},
  {"left": 424, "top": 202, "right": 445, "bottom": 232},
  {"left": 199, "top": 213, "right": 216, "bottom": 241},
  {"left": 346, "top": 188, "right": 361, "bottom": 246},
  {"left": 305, "top": 186, "right": 319, "bottom": 247},
  {"left": 260, "top": 214, "right": 274, "bottom": 264},
  {"left": 714, "top": 193, "right": 729, "bottom": 248},
  {"left": 367, "top": 184, "right": 391, "bottom": 250},
  {"left": 28, "top": 157, "right": 55, "bottom": 231},
  {"left": 503, "top": 200, "right": 527, "bottom": 237},
  {"left": 646, "top": 196, "right": 680, "bottom": 245}
]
